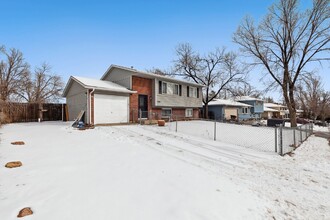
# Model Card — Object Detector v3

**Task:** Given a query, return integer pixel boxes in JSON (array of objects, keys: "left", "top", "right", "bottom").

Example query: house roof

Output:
[
  {"left": 208, "top": 99, "right": 252, "bottom": 107},
  {"left": 62, "top": 76, "right": 136, "bottom": 97},
  {"left": 263, "top": 107, "right": 279, "bottom": 112},
  {"left": 234, "top": 96, "right": 264, "bottom": 102},
  {"left": 101, "top": 64, "right": 203, "bottom": 87},
  {"left": 264, "top": 102, "right": 286, "bottom": 108}
]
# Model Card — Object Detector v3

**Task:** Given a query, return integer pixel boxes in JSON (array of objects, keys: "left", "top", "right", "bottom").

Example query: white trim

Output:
[{"left": 185, "top": 108, "right": 193, "bottom": 117}]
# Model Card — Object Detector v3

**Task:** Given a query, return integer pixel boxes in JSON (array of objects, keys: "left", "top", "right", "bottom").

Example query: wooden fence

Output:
[{"left": 0, "top": 102, "right": 66, "bottom": 123}]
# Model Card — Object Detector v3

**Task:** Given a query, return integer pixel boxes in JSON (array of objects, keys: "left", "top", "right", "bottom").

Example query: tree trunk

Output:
[
  {"left": 204, "top": 103, "right": 209, "bottom": 119},
  {"left": 38, "top": 102, "right": 43, "bottom": 121},
  {"left": 282, "top": 86, "right": 297, "bottom": 127},
  {"left": 288, "top": 83, "right": 297, "bottom": 127}
]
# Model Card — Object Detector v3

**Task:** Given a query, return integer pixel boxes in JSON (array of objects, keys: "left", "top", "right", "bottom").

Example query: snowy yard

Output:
[{"left": 0, "top": 122, "right": 329, "bottom": 219}]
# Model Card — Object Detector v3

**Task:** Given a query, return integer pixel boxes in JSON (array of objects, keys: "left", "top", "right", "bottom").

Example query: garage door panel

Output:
[{"left": 94, "top": 94, "right": 128, "bottom": 124}]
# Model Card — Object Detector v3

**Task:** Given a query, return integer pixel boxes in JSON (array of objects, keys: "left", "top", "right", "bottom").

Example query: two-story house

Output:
[
  {"left": 63, "top": 65, "right": 203, "bottom": 125},
  {"left": 262, "top": 102, "right": 287, "bottom": 119},
  {"left": 235, "top": 96, "right": 264, "bottom": 120}
]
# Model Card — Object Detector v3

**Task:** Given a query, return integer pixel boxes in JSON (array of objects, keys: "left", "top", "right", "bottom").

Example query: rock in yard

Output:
[
  {"left": 17, "top": 207, "right": 33, "bottom": 218},
  {"left": 11, "top": 141, "right": 25, "bottom": 145},
  {"left": 5, "top": 161, "right": 22, "bottom": 168}
]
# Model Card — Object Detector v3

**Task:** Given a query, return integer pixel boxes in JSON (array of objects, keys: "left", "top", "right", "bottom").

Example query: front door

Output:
[{"left": 138, "top": 95, "right": 148, "bottom": 118}]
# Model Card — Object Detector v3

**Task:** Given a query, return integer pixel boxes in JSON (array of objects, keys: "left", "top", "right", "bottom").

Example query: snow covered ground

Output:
[
  {"left": 313, "top": 125, "right": 330, "bottom": 132},
  {"left": 0, "top": 122, "right": 329, "bottom": 219}
]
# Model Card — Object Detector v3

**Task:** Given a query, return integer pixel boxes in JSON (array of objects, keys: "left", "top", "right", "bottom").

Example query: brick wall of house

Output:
[
  {"left": 193, "top": 108, "right": 200, "bottom": 118},
  {"left": 129, "top": 75, "right": 201, "bottom": 122},
  {"left": 151, "top": 108, "right": 200, "bottom": 120},
  {"left": 130, "top": 76, "right": 153, "bottom": 122}
]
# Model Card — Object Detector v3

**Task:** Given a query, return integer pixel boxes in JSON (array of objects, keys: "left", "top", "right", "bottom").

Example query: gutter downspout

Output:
[{"left": 89, "top": 89, "right": 95, "bottom": 125}]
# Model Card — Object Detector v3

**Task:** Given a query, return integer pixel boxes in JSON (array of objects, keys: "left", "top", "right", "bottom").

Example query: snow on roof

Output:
[
  {"left": 208, "top": 99, "right": 252, "bottom": 107},
  {"left": 101, "top": 64, "right": 203, "bottom": 87},
  {"left": 263, "top": 107, "right": 279, "bottom": 112},
  {"left": 264, "top": 103, "right": 286, "bottom": 108},
  {"left": 234, "top": 96, "right": 264, "bottom": 102},
  {"left": 63, "top": 76, "right": 136, "bottom": 96}
]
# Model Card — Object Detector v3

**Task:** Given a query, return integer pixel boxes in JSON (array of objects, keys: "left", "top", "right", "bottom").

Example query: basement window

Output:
[{"left": 161, "top": 108, "right": 172, "bottom": 117}]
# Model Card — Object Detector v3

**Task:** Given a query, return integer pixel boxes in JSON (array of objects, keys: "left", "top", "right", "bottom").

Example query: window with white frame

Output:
[
  {"left": 174, "top": 84, "right": 179, "bottom": 95},
  {"left": 159, "top": 81, "right": 181, "bottom": 96},
  {"left": 189, "top": 87, "right": 197, "bottom": 98},
  {"left": 162, "top": 82, "right": 167, "bottom": 94},
  {"left": 185, "top": 108, "right": 193, "bottom": 117},
  {"left": 161, "top": 108, "right": 172, "bottom": 117}
]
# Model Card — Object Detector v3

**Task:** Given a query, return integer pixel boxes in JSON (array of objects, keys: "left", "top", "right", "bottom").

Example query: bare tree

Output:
[
  {"left": 147, "top": 68, "right": 171, "bottom": 76},
  {"left": 233, "top": 0, "right": 330, "bottom": 127},
  {"left": 0, "top": 46, "right": 30, "bottom": 101},
  {"left": 296, "top": 73, "right": 330, "bottom": 122},
  {"left": 17, "top": 63, "right": 64, "bottom": 103},
  {"left": 319, "top": 91, "right": 330, "bottom": 123},
  {"left": 173, "top": 43, "right": 247, "bottom": 118},
  {"left": 296, "top": 73, "right": 322, "bottom": 120},
  {"left": 227, "top": 83, "right": 262, "bottom": 98},
  {"left": 16, "top": 63, "right": 64, "bottom": 120}
]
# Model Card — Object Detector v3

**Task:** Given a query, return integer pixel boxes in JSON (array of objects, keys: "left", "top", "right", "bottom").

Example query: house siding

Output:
[
  {"left": 66, "top": 81, "right": 88, "bottom": 122},
  {"left": 103, "top": 68, "right": 132, "bottom": 89},
  {"left": 154, "top": 78, "right": 202, "bottom": 108},
  {"left": 224, "top": 107, "right": 238, "bottom": 120},
  {"left": 237, "top": 107, "right": 261, "bottom": 120}
]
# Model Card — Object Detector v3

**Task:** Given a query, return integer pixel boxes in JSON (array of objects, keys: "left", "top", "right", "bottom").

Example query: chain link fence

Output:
[
  {"left": 158, "top": 116, "right": 313, "bottom": 155},
  {"left": 278, "top": 123, "right": 313, "bottom": 155},
  {"left": 132, "top": 111, "right": 313, "bottom": 155},
  {"left": 166, "top": 119, "right": 277, "bottom": 152}
]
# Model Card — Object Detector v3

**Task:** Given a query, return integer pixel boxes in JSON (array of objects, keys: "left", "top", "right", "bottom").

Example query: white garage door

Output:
[{"left": 94, "top": 94, "right": 129, "bottom": 124}]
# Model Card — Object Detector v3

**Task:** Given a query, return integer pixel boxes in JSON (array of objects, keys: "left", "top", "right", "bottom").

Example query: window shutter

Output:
[
  {"left": 179, "top": 85, "right": 182, "bottom": 96},
  {"left": 187, "top": 86, "right": 190, "bottom": 97},
  {"left": 159, "top": 81, "right": 162, "bottom": 94},
  {"left": 197, "top": 88, "right": 199, "bottom": 98}
]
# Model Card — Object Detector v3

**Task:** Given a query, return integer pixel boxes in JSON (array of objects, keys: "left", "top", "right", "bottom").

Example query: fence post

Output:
[
  {"left": 293, "top": 128, "right": 296, "bottom": 147},
  {"left": 175, "top": 116, "right": 178, "bottom": 132},
  {"left": 139, "top": 109, "right": 142, "bottom": 125},
  {"left": 61, "top": 103, "right": 64, "bottom": 121},
  {"left": 279, "top": 124, "right": 283, "bottom": 156},
  {"left": 311, "top": 123, "right": 313, "bottom": 135},
  {"left": 275, "top": 127, "right": 278, "bottom": 153},
  {"left": 300, "top": 126, "right": 303, "bottom": 143},
  {"left": 214, "top": 120, "right": 217, "bottom": 141}
]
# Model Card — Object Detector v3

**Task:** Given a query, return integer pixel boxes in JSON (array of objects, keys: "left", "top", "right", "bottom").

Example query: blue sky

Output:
[{"left": 0, "top": 0, "right": 327, "bottom": 99}]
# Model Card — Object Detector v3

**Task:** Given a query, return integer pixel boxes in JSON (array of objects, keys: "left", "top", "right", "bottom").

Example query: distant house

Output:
[
  {"left": 262, "top": 106, "right": 279, "bottom": 119},
  {"left": 63, "top": 65, "right": 203, "bottom": 125},
  {"left": 208, "top": 99, "right": 252, "bottom": 121},
  {"left": 262, "top": 103, "right": 287, "bottom": 119},
  {"left": 235, "top": 96, "right": 264, "bottom": 120}
]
